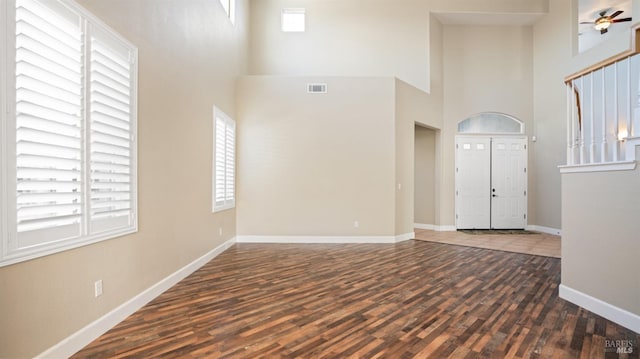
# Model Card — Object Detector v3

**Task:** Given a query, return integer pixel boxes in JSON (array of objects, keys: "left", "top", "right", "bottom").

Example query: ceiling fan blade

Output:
[
  {"left": 609, "top": 10, "right": 624, "bottom": 19},
  {"left": 599, "top": 10, "right": 608, "bottom": 17},
  {"left": 580, "top": 21, "right": 595, "bottom": 24},
  {"left": 612, "top": 17, "right": 632, "bottom": 23},
  {"left": 601, "top": 28, "right": 608, "bottom": 34}
]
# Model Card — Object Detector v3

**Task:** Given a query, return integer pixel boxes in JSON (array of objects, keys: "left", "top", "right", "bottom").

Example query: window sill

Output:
[{"left": 0, "top": 226, "right": 138, "bottom": 268}]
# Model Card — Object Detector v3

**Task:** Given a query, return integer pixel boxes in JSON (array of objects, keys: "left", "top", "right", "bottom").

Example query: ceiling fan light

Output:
[{"left": 594, "top": 18, "right": 611, "bottom": 30}]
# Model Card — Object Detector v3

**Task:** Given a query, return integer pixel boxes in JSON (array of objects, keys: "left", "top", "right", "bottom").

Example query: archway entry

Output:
[{"left": 455, "top": 113, "right": 528, "bottom": 229}]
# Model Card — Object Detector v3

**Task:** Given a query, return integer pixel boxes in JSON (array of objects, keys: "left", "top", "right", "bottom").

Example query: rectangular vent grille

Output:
[{"left": 307, "top": 83, "right": 327, "bottom": 94}]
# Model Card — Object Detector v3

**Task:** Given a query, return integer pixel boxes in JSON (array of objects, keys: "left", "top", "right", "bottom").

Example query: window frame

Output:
[
  {"left": 0, "top": 0, "right": 138, "bottom": 267},
  {"left": 212, "top": 106, "right": 235, "bottom": 213},
  {"left": 218, "top": 0, "right": 236, "bottom": 24},
  {"left": 281, "top": 8, "right": 306, "bottom": 32}
]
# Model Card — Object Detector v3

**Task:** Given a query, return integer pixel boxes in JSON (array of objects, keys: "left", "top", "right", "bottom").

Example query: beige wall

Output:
[
  {"left": 531, "top": 0, "right": 571, "bottom": 230},
  {"left": 249, "top": 0, "right": 432, "bottom": 91},
  {"left": 394, "top": 80, "right": 416, "bottom": 236},
  {"left": 236, "top": 77, "right": 397, "bottom": 236},
  {"left": 0, "top": 0, "right": 249, "bottom": 357},
  {"left": 414, "top": 126, "right": 437, "bottom": 225},
  {"left": 442, "top": 25, "right": 534, "bottom": 227},
  {"left": 249, "top": 0, "right": 547, "bottom": 93},
  {"left": 561, "top": 163, "right": 640, "bottom": 317}
]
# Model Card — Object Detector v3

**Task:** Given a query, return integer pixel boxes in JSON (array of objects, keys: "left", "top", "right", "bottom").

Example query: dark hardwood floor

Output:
[{"left": 73, "top": 241, "right": 639, "bottom": 358}]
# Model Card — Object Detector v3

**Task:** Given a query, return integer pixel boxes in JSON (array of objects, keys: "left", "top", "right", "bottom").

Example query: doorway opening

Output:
[{"left": 454, "top": 113, "right": 527, "bottom": 230}]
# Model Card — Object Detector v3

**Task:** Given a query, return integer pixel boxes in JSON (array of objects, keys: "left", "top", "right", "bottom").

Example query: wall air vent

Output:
[{"left": 307, "top": 83, "right": 327, "bottom": 94}]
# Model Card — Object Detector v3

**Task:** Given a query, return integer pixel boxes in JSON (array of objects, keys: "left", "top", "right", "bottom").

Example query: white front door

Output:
[
  {"left": 455, "top": 136, "right": 527, "bottom": 229},
  {"left": 490, "top": 137, "right": 527, "bottom": 229},
  {"left": 455, "top": 137, "right": 491, "bottom": 229}
]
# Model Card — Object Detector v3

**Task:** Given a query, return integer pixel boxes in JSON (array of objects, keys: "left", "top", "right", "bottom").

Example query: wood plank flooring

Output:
[{"left": 73, "top": 241, "right": 639, "bottom": 358}]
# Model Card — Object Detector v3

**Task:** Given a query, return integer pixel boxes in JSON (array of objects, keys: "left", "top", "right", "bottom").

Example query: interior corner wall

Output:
[
  {"left": 236, "top": 77, "right": 397, "bottom": 237},
  {"left": 442, "top": 24, "right": 534, "bottom": 227},
  {"left": 531, "top": 0, "right": 572, "bottom": 231},
  {"left": 0, "top": 0, "right": 249, "bottom": 357},
  {"left": 414, "top": 126, "right": 436, "bottom": 225},
  {"left": 394, "top": 82, "right": 416, "bottom": 236}
]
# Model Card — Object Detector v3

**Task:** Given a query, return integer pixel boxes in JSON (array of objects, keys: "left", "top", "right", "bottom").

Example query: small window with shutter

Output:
[
  {"left": 213, "top": 107, "right": 235, "bottom": 212},
  {"left": 218, "top": 0, "right": 235, "bottom": 24},
  {"left": 0, "top": 0, "right": 138, "bottom": 266}
]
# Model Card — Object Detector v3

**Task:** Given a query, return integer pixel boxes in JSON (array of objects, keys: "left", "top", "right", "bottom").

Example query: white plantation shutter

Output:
[
  {"left": 14, "top": 0, "right": 83, "bottom": 245},
  {"left": 213, "top": 108, "right": 235, "bottom": 212},
  {"left": 1, "top": 0, "right": 137, "bottom": 266},
  {"left": 89, "top": 28, "right": 134, "bottom": 233},
  {"left": 225, "top": 119, "right": 235, "bottom": 203}
]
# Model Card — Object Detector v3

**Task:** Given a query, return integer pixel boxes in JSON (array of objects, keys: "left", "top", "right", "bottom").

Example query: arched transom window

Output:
[{"left": 457, "top": 112, "right": 524, "bottom": 134}]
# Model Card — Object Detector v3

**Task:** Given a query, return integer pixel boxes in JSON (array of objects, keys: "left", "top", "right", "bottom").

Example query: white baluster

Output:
[
  {"left": 613, "top": 62, "right": 619, "bottom": 161},
  {"left": 636, "top": 54, "right": 640, "bottom": 137},
  {"left": 580, "top": 76, "right": 585, "bottom": 164},
  {"left": 571, "top": 80, "right": 577, "bottom": 164},
  {"left": 627, "top": 57, "right": 632, "bottom": 140},
  {"left": 567, "top": 83, "right": 572, "bottom": 165},
  {"left": 590, "top": 71, "right": 595, "bottom": 163},
  {"left": 602, "top": 68, "right": 607, "bottom": 162}
]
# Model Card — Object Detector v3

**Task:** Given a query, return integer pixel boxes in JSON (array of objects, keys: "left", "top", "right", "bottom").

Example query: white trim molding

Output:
[
  {"left": 414, "top": 223, "right": 456, "bottom": 232},
  {"left": 37, "top": 237, "right": 237, "bottom": 359},
  {"left": 559, "top": 161, "right": 636, "bottom": 174},
  {"left": 526, "top": 225, "right": 562, "bottom": 236},
  {"left": 237, "top": 233, "right": 415, "bottom": 244},
  {"left": 559, "top": 284, "right": 640, "bottom": 334},
  {"left": 414, "top": 223, "right": 435, "bottom": 230}
]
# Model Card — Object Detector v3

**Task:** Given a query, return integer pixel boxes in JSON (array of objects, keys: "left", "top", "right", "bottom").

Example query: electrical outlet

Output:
[
  {"left": 219, "top": 227, "right": 223, "bottom": 236},
  {"left": 94, "top": 280, "right": 103, "bottom": 298},
  {"left": 354, "top": 221, "right": 359, "bottom": 228}
]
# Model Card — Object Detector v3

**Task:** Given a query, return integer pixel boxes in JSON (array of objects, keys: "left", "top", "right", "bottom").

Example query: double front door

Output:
[{"left": 455, "top": 136, "right": 527, "bottom": 229}]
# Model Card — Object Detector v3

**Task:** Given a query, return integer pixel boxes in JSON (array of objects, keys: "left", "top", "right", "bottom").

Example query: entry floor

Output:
[{"left": 414, "top": 228, "right": 561, "bottom": 258}]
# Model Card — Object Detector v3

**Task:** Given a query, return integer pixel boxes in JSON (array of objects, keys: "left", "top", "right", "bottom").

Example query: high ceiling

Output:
[
  {"left": 578, "top": 0, "right": 633, "bottom": 52},
  {"left": 578, "top": 0, "right": 632, "bottom": 22}
]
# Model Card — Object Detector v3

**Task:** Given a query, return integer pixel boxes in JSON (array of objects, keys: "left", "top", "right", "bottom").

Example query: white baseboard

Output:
[
  {"left": 395, "top": 232, "right": 415, "bottom": 242},
  {"left": 559, "top": 284, "right": 640, "bottom": 333},
  {"left": 417, "top": 223, "right": 560, "bottom": 235},
  {"left": 37, "top": 237, "right": 237, "bottom": 359},
  {"left": 414, "top": 223, "right": 456, "bottom": 232},
  {"left": 526, "top": 225, "right": 562, "bottom": 236},
  {"left": 237, "top": 233, "right": 415, "bottom": 244},
  {"left": 414, "top": 223, "right": 435, "bottom": 230}
]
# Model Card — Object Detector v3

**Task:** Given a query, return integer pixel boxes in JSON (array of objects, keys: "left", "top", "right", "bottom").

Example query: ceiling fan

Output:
[{"left": 581, "top": 10, "right": 632, "bottom": 34}]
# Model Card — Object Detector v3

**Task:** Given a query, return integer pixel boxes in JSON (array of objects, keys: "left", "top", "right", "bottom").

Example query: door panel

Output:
[
  {"left": 491, "top": 137, "right": 527, "bottom": 229},
  {"left": 455, "top": 137, "right": 491, "bottom": 229}
]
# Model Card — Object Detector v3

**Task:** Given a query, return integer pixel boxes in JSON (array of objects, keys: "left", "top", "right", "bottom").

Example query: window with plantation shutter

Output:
[
  {"left": 89, "top": 28, "right": 134, "bottom": 234},
  {"left": 213, "top": 107, "right": 235, "bottom": 212},
  {"left": 0, "top": 0, "right": 138, "bottom": 266},
  {"left": 14, "top": 0, "right": 83, "bottom": 245}
]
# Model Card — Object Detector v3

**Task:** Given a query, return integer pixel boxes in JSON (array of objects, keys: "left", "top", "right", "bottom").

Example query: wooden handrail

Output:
[{"left": 564, "top": 24, "right": 640, "bottom": 83}]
